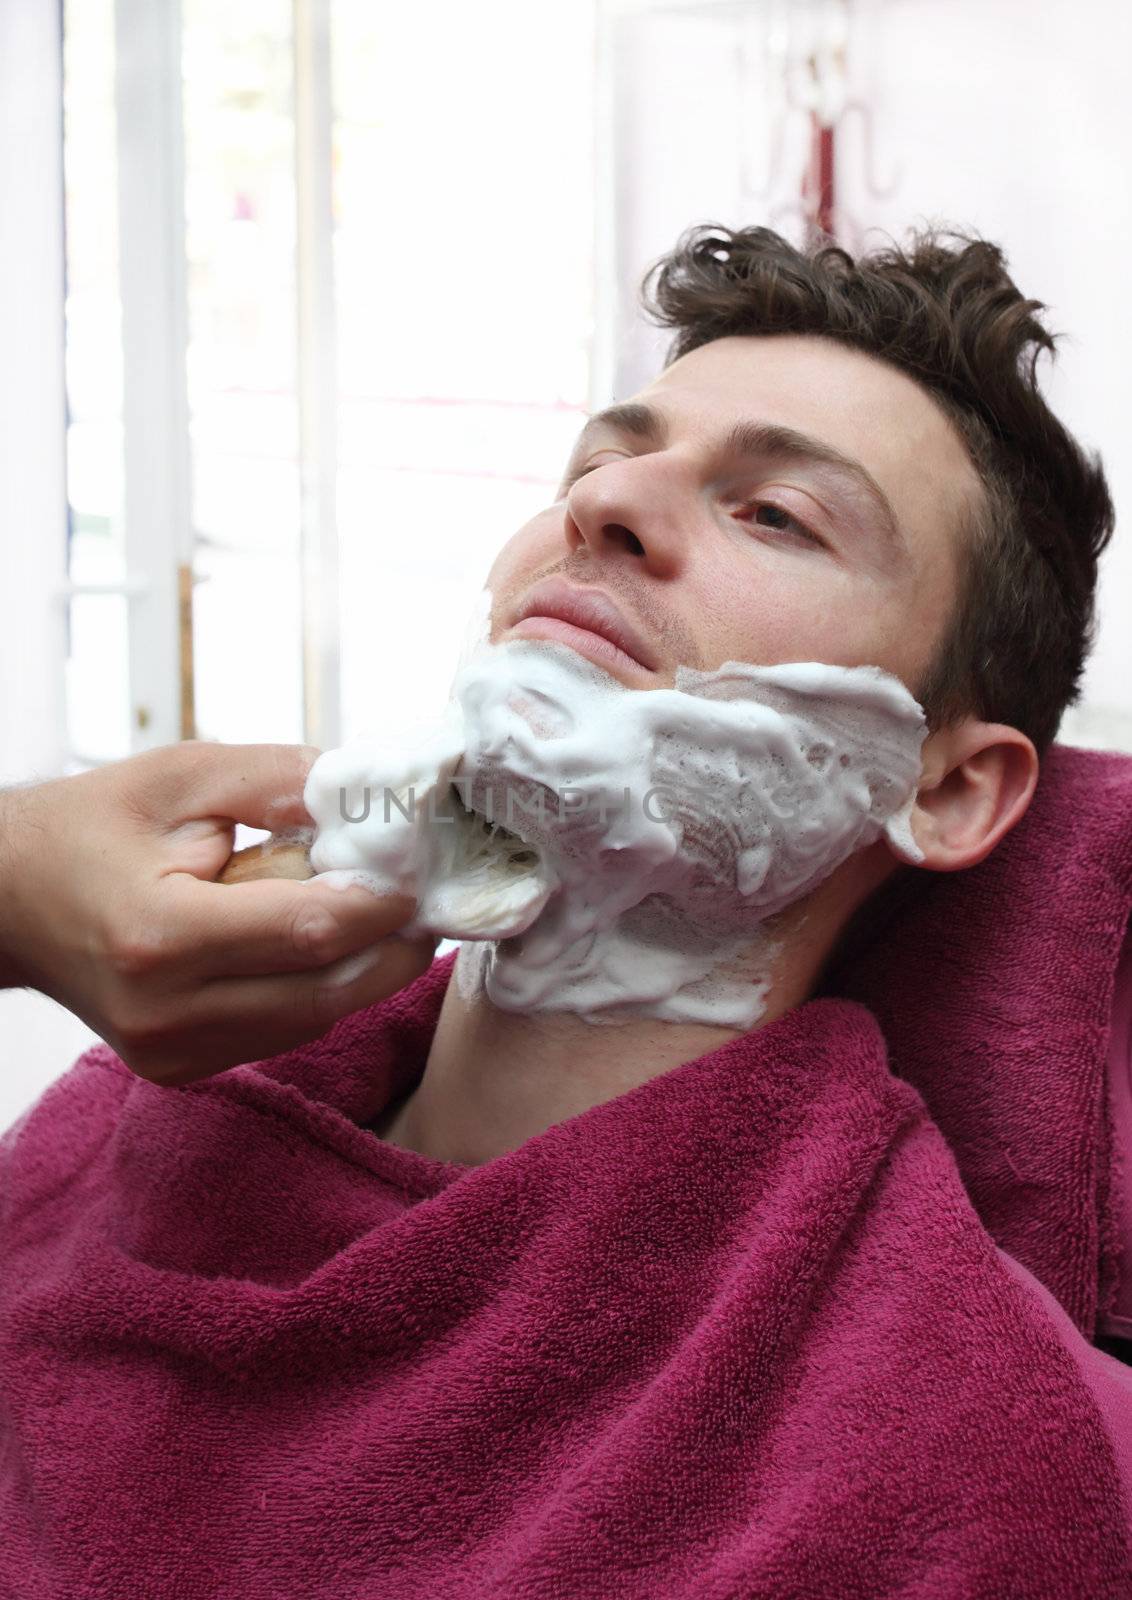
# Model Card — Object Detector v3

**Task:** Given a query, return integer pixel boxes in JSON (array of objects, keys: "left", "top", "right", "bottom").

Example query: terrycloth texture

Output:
[
  {"left": 1105, "top": 921, "right": 1132, "bottom": 1337},
  {"left": 2, "top": 959, "right": 1132, "bottom": 1598},
  {"left": 818, "top": 743, "right": 1132, "bottom": 1338},
  {"left": 995, "top": 1247, "right": 1132, "bottom": 1506},
  {"left": 2, "top": 740, "right": 1132, "bottom": 1596}
]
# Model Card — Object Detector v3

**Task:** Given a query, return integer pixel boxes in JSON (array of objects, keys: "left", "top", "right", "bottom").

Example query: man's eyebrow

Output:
[
  {"left": 571, "top": 402, "right": 904, "bottom": 553},
  {"left": 572, "top": 401, "right": 669, "bottom": 452}
]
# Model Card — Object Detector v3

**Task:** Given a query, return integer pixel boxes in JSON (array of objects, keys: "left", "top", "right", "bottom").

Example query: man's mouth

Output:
[{"left": 507, "top": 578, "right": 658, "bottom": 678}]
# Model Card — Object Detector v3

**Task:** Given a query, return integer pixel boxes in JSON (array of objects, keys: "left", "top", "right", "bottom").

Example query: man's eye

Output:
[{"left": 739, "top": 501, "right": 825, "bottom": 547}]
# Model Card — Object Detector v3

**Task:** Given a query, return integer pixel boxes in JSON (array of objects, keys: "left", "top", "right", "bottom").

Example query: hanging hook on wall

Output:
[
  {"left": 734, "top": 0, "right": 900, "bottom": 247},
  {"left": 837, "top": 97, "right": 901, "bottom": 200}
]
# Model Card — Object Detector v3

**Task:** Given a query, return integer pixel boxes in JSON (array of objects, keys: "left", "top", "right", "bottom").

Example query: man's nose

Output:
[{"left": 562, "top": 458, "right": 684, "bottom": 575}]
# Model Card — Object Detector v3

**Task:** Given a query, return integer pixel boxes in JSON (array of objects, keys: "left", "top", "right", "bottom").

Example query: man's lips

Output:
[{"left": 507, "top": 579, "right": 658, "bottom": 675}]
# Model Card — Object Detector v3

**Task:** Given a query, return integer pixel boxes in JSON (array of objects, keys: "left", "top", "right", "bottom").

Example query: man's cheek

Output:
[{"left": 484, "top": 514, "right": 559, "bottom": 602}]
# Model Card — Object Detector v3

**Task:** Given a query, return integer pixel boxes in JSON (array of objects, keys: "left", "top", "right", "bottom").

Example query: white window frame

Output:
[
  {"left": 59, "top": 0, "right": 344, "bottom": 762},
  {"left": 0, "top": 0, "right": 69, "bottom": 787}
]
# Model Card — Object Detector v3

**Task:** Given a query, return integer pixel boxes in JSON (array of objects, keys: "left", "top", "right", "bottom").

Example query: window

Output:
[{"left": 60, "top": 0, "right": 598, "bottom": 762}]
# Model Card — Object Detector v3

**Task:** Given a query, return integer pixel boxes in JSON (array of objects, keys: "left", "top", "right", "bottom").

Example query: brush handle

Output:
[{"left": 218, "top": 840, "right": 314, "bottom": 885}]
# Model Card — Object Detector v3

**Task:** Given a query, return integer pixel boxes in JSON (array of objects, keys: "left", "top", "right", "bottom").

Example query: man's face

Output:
[{"left": 487, "top": 334, "right": 983, "bottom": 697}]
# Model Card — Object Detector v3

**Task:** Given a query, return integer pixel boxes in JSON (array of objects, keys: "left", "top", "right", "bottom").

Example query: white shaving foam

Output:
[{"left": 304, "top": 628, "right": 927, "bottom": 1030}]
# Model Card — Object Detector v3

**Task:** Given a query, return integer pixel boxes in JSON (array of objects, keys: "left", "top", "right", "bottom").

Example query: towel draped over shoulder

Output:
[{"left": 1, "top": 742, "right": 1131, "bottom": 1598}]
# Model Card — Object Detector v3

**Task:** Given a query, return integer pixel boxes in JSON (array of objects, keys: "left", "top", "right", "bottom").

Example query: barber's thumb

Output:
[
  {"left": 319, "top": 931, "right": 440, "bottom": 1010},
  {"left": 304, "top": 877, "right": 425, "bottom": 947}
]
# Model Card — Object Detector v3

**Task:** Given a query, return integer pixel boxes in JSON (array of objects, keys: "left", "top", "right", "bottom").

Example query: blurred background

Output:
[{"left": 2, "top": 0, "right": 1130, "bottom": 1122}]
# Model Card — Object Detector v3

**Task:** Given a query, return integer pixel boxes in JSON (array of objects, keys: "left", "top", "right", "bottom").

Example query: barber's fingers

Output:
[
  {"left": 134, "top": 742, "right": 323, "bottom": 833},
  {"left": 162, "top": 874, "right": 422, "bottom": 978},
  {"left": 125, "top": 932, "right": 439, "bottom": 1086}
]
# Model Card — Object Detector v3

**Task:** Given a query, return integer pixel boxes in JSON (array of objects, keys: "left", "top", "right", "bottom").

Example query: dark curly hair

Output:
[{"left": 640, "top": 225, "right": 1115, "bottom": 755}]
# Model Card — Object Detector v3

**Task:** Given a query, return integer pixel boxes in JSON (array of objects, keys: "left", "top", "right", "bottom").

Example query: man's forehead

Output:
[
  {"left": 635, "top": 335, "right": 946, "bottom": 436},
  {"left": 619, "top": 334, "right": 983, "bottom": 519}
]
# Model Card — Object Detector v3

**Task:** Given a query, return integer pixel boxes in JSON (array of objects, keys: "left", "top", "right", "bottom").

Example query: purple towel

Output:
[
  {"left": 820, "top": 742, "right": 1132, "bottom": 1336},
  {"left": 1, "top": 742, "right": 1131, "bottom": 1596}
]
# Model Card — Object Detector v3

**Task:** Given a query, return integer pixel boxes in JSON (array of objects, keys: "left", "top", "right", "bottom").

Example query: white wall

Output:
[
  {"left": 0, "top": 0, "right": 99, "bottom": 1136},
  {"left": 856, "top": 0, "right": 1132, "bottom": 745},
  {"left": 609, "top": 0, "right": 1132, "bottom": 747},
  {"left": 1, "top": 0, "right": 69, "bottom": 789}
]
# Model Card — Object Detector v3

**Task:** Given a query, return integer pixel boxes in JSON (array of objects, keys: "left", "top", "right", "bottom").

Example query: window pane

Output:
[
  {"left": 332, "top": 0, "right": 596, "bottom": 742},
  {"left": 63, "top": 0, "right": 129, "bottom": 766},
  {"left": 183, "top": 0, "right": 303, "bottom": 743},
  {"left": 65, "top": 593, "right": 131, "bottom": 764},
  {"left": 192, "top": 540, "right": 304, "bottom": 744},
  {"left": 63, "top": 0, "right": 124, "bottom": 575}
]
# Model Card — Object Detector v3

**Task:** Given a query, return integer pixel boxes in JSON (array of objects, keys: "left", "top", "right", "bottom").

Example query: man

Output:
[{"left": 2, "top": 226, "right": 1131, "bottom": 1596}]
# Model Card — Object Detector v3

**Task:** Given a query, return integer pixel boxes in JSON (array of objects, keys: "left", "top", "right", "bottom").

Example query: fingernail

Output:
[
  {"left": 313, "top": 868, "right": 388, "bottom": 896},
  {"left": 326, "top": 945, "right": 386, "bottom": 987}
]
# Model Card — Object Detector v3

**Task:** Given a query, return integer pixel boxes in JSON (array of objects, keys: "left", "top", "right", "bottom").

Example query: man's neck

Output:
[{"left": 371, "top": 872, "right": 870, "bottom": 1167}]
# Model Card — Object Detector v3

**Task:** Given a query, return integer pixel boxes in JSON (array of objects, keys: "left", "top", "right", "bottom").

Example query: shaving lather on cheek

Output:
[{"left": 303, "top": 593, "right": 928, "bottom": 1029}]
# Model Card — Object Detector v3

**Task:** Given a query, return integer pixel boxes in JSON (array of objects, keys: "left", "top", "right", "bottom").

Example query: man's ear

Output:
[{"left": 898, "top": 721, "right": 1040, "bottom": 873}]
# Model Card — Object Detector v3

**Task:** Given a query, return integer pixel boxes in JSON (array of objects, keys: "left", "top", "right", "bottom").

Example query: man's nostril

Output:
[{"left": 603, "top": 523, "right": 645, "bottom": 556}]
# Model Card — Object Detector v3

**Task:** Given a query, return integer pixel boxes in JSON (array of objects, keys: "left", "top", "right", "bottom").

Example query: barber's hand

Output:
[{"left": 0, "top": 743, "right": 436, "bottom": 1086}]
